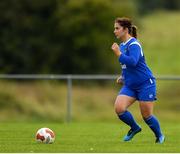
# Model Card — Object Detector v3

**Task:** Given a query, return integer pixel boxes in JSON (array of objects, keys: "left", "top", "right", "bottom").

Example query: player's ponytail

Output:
[{"left": 131, "top": 25, "right": 137, "bottom": 38}]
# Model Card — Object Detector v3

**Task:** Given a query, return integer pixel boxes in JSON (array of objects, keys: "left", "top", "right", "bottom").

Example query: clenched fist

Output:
[{"left": 111, "top": 43, "right": 121, "bottom": 57}]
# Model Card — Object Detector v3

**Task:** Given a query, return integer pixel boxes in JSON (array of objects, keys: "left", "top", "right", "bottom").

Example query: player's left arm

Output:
[{"left": 116, "top": 75, "right": 124, "bottom": 85}]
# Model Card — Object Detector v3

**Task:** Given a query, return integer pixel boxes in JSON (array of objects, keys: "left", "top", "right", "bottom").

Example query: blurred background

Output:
[{"left": 0, "top": 0, "right": 179, "bottom": 122}]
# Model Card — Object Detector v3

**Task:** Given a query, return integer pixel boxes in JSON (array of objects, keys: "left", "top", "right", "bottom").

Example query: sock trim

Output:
[
  {"left": 118, "top": 110, "right": 127, "bottom": 116},
  {"left": 144, "top": 115, "right": 153, "bottom": 121}
]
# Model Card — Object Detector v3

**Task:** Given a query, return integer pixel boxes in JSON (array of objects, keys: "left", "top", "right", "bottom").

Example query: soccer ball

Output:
[{"left": 35, "top": 128, "right": 55, "bottom": 144}]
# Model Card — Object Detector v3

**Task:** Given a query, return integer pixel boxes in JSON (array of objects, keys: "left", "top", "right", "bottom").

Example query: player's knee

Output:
[{"left": 114, "top": 103, "right": 126, "bottom": 114}]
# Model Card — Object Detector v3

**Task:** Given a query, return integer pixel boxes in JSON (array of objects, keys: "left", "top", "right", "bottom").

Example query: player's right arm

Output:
[{"left": 118, "top": 44, "right": 141, "bottom": 67}]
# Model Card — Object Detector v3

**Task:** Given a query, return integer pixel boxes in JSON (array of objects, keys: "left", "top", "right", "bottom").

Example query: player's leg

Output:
[
  {"left": 139, "top": 102, "right": 165, "bottom": 143},
  {"left": 138, "top": 86, "right": 165, "bottom": 143},
  {"left": 115, "top": 86, "right": 141, "bottom": 141}
]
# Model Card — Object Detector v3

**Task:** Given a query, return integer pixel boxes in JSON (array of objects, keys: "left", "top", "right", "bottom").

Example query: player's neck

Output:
[{"left": 121, "top": 34, "right": 132, "bottom": 43}]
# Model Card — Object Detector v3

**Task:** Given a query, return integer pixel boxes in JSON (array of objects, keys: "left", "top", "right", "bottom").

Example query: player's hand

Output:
[
  {"left": 116, "top": 76, "right": 123, "bottom": 85},
  {"left": 111, "top": 43, "right": 121, "bottom": 57}
]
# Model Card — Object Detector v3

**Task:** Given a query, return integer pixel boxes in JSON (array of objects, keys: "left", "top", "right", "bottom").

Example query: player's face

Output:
[{"left": 114, "top": 23, "right": 126, "bottom": 39}]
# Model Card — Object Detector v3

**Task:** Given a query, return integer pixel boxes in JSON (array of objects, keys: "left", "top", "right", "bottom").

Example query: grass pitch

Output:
[{"left": 0, "top": 121, "right": 179, "bottom": 153}]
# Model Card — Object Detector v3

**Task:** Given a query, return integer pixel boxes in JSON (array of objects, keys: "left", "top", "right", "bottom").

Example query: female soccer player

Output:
[{"left": 111, "top": 17, "right": 165, "bottom": 143}]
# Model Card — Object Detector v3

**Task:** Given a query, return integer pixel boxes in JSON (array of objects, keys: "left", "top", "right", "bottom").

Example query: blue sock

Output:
[
  {"left": 118, "top": 111, "right": 140, "bottom": 130},
  {"left": 144, "top": 115, "right": 162, "bottom": 138}
]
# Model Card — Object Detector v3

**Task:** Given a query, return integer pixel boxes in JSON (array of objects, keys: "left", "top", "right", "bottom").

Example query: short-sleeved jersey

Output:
[{"left": 118, "top": 37, "right": 155, "bottom": 89}]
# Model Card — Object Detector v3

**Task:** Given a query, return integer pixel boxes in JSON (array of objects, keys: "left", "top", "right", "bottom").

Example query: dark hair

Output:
[{"left": 115, "top": 17, "right": 137, "bottom": 38}]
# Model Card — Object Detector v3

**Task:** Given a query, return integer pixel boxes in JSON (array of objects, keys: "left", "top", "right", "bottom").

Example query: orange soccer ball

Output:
[{"left": 36, "top": 128, "right": 55, "bottom": 144}]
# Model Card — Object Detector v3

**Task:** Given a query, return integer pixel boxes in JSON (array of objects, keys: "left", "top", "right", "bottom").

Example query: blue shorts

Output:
[{"left": 118, "top": 79, "right": 157, "bottom": 101}]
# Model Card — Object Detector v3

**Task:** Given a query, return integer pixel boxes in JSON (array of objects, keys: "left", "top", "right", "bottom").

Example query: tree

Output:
[
  {"left": 0, "top": 0, "right": 138, "bottom": 74},
  {"left": 53, "top": 0, "right": 138, "bottom": 74}
]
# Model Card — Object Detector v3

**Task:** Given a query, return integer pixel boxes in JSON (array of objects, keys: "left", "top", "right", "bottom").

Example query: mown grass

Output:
[{"left": 0, "top": 121, "right": 179, "bottom": 153}]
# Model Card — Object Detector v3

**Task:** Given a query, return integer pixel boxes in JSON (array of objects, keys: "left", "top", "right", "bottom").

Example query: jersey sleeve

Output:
[{"left": 118, "top": 44, "right": 141, "bottom": 67}]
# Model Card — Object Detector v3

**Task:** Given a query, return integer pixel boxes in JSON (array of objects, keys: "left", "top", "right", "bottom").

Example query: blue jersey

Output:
[{"left": 118, "top": 37, "right": 155, "bottom": 89}]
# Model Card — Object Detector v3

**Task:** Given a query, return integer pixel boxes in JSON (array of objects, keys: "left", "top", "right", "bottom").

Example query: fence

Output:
[{"left": 0, "top": 74, "right": 180, "bottom": 122}]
